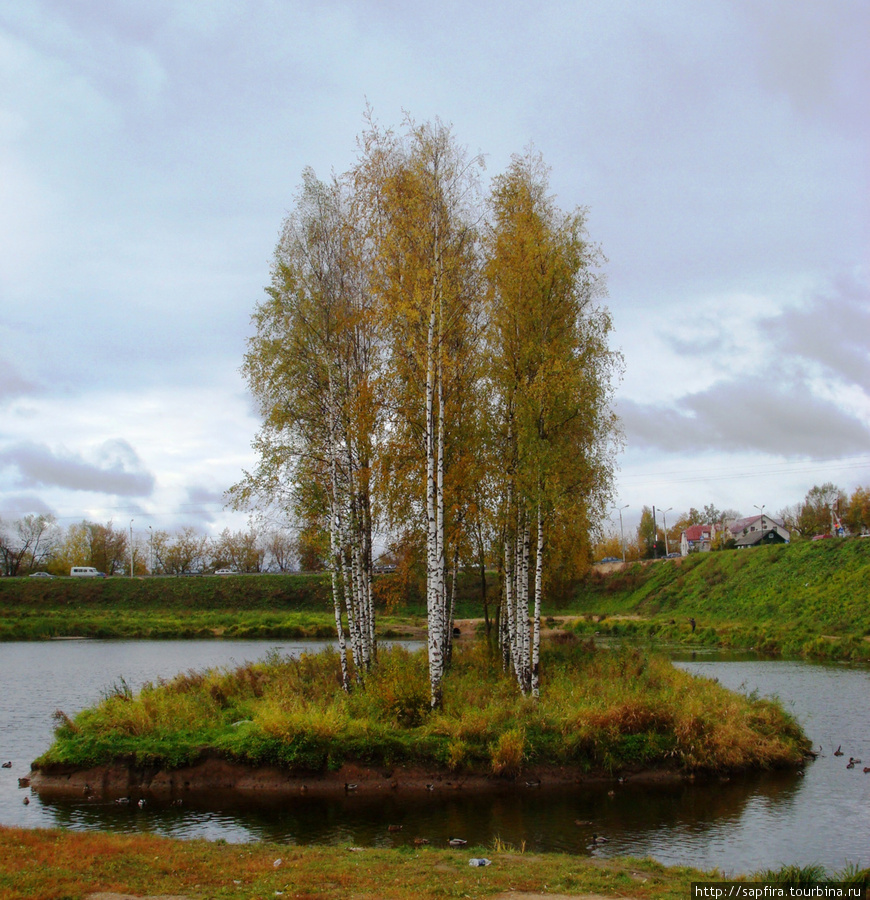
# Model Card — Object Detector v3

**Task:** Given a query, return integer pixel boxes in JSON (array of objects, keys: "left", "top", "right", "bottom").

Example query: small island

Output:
[{"left": 31, "top": 640, "right": 810, "bottom": 802}]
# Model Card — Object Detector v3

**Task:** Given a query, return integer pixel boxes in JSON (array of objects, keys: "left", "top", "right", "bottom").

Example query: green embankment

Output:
[
  {"left": 0, "top": 572, "right": 439, "bottom": 640},
  {"left": 571, "top": 538, "right": 870, "bottom": 659}
]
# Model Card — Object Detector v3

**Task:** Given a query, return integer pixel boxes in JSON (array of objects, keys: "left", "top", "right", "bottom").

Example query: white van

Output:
[{"left": 70, "top": 566, "right": 102, "bottom": 577}]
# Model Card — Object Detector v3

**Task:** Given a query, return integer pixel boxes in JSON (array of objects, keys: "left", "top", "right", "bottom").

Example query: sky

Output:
[{"left": 1, "top": 0, "right": 868, "bottom": 544}]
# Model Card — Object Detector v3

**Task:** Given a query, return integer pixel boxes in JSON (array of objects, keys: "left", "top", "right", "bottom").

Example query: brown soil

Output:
[{"left": 31, "top": 756, "right": 686, "bottom": 802}]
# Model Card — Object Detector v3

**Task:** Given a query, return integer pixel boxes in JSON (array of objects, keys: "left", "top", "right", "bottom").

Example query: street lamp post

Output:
[
  {"left": 753, "top": 504, "right": 765, "bottom": 533},
  {"left": 148, "top": 525, "right": 153, "bottom": 576},
  {"left": 660, "top": 507, "right": 673, "bottom": 556},
  {"left": 129, "top": 519, "right": 134, "bottom": 578},
  {"left": 613, "top": 504, "right": 629, "bottom": 563}
]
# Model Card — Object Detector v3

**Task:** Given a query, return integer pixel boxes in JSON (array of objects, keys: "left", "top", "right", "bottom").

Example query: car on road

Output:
[
  {"left": 215, "top": 568, "right": 235, "bottom": 576},
  {"left": 29, "top": 571, "right": 54, "bottom": 578}
]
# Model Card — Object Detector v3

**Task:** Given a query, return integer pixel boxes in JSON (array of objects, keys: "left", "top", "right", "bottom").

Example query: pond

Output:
[{"left": 1, "top": 639, "right": 868, "bottom": 875}]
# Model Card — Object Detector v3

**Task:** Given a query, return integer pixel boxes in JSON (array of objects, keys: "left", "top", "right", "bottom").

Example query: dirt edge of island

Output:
[{"left": 30, "top": 756, "right": 693, "bottom": 802}]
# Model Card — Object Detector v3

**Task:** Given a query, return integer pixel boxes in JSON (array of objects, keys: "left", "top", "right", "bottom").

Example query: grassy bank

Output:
[
  {"left": 35, "top": 642, "right": 808, "bottom": 777},
  {"left": 0, "top": 572, "right": 454, "bottom": 641},
  {"left": 0, "top": 826, "right": 706, "bottom": 900},
  {"left": 572, "top": 538, "right": 870, "bottom": 660},
  {"left": 1, "top": 829, "right": 867, "bottom": 900}
]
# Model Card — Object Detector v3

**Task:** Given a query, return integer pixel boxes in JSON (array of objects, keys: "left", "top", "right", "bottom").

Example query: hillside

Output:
[{"left": 571, "top": 537, "right": 870, "bottom": 658}]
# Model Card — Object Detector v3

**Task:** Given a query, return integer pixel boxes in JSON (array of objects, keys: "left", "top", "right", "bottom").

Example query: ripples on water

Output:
[{"left": 1, "top": 639, "right": 868, "bottom": 874}]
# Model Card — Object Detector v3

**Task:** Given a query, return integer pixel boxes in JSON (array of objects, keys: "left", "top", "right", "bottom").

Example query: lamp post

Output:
[
  {"left": 129, "top": 519, "right": 134, "bottom": 578},
  {"left": 753, "top": 504, "right": 765, "bottom": 533},
  {"left": 612, "top": 504, "right": 629, "bottom": 563},
  {"left": 660, "top": 507, "right": 673, "bottom": 556},
  {"left": 148, "top": 525, "right": 153, "bottom": 576}
]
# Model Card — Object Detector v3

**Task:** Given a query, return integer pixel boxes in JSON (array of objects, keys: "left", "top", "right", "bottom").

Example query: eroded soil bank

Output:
[{"left": 30, "top": 756, "right": 689, "bottom": 802}]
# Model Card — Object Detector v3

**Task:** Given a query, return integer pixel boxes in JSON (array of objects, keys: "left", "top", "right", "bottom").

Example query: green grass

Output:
[
  {"left": 35, "top": 641, "right": 809, "bottom": 776},
  {"left": 571, "top": 538, "right": 870, "bottom": 659}
]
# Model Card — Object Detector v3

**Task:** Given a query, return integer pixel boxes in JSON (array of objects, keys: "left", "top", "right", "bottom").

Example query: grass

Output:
[
  {"left": 571, "top": 538, "right": 870, "bottom": 660},
  {"left": 0, "top": 827, "right": 865, "bottom": 900},
  {"left": 35, "top": 641, "right": 809, "bottom": 776},
  {"left": 0, "top": 826, "right": 708, "bottom": 900}
]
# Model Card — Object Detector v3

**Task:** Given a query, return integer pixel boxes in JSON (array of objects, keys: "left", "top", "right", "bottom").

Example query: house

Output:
[
  {"left": 680, "top": 523, "right": 719, "bottom": 556},
  {"left": 729, "top": 514, "right": 789, "bottom": 545}
]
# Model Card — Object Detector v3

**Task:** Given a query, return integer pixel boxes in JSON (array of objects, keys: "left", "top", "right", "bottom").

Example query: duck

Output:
[
  {"left": 525, "top": 779, "right": 541, "bottom": 788},
  {"left": 863, "top": 767, "right": 870, "bottom": 774},
  {"left": 413, "top": 838, "right": 430, "bottom": 846},
  {"left": 1, "top": 761, "right": 11, "bottom": 769},
  {"left": 22, "top": 796, "right": 29, "bottom": 805},
  {"left": 590, "top": 834, "right": 609, "bottom": 844},
  {"left": 575, "top": 819, "right": 593, "bottom": 826},
  {"left": 834, "top": 746, "right": 844, "bottom": 756},
  {"left": 448, "top": 837, "right": 467, "bottom": 847},
  {"left": 344, "top": 782, "right": 358, "bottom": 792},
  {"left": 18, "top": 777, "right": 30, "bottom": 788},
  {"left": 388, "top": 825, "right": 403, "bottom": 832}
]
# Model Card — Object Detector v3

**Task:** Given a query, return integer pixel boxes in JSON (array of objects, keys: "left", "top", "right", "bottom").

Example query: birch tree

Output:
[
  {"left": 355, "top": 117, "right": 484, "bottom": 708},
  {"left": 231, "top": 168, "right": 380, "bottom": 689},
  {"left": 486, "top": 150, "right": 620, "bottom": 696}
]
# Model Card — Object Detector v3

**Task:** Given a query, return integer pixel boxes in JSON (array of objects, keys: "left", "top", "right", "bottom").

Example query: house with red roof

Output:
[{"left": 680, "top": 523, "right": 720, "bottom": 556}]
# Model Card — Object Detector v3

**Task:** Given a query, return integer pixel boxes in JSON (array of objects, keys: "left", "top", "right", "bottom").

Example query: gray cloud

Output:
[
  {"left": 0, "top": 493, "right": 56, "bottom": 519},
  {"left": 0, "top": 359, "right": 40, "bottom": 402},
  {"left": 0, "top": 439, "right": 155, "bottom": 496},
  {"left": 619, "top": 377, "right": 870, "bottom": 458},
  {"left": 761, "top": 275, "right": 870, "bottom": 389}
]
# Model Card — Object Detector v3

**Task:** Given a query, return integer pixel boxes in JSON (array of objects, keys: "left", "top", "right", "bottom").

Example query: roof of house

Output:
[
  {"left": 729, "top": 514, "right": 785, "bottom": 534},
  {"left": 733, "top": 528, "right": 788, "bottom": 547},
  {"left": 683, "top": 524, "right": 714, "bottom": 542}
]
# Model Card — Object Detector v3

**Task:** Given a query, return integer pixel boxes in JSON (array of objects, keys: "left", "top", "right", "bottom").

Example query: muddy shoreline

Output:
[{"left": 30, "top": 756, "right": 690, "bottom": 802}]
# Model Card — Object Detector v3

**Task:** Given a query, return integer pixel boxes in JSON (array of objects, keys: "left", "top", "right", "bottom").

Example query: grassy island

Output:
[{"left": 33, "top": 641, "right": 809, "bottom": 789}]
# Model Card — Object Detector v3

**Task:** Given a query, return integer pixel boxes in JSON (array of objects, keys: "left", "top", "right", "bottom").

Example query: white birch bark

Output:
[
  {"left": 327, "top": 369, "right": 350, "bottom": 692},
  {"left": 531, "top": 504, "right": 543, "bottom": 697},
  {"left": 426, "top": 297, "right": 443, "bottom": 709}
]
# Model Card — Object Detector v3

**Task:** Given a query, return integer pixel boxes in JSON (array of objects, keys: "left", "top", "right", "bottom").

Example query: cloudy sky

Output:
[{"left": 1, "top": 0, "right": 868, "bottom": 542}]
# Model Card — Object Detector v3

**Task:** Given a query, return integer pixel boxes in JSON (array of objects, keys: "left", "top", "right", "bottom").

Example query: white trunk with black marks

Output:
[
  {"left": 521, "top": 516, "right": 531, "bottom": 694},
  {"left": 531, "top": 505, "right": 544, "bottom": 697},
  {"left": 327, "top": 369, "right": 349, "bottom": 692},
  {"left": 426, "top": 298, "right": 444, "bottom": 709}
]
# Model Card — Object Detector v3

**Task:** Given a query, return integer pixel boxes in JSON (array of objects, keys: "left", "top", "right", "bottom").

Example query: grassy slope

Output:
[
  {"left": 0, "top": 573, "right": 413, "bottom": 640},
  {"left": 570, "top": 538, "right": 870, "bottom": 658}
]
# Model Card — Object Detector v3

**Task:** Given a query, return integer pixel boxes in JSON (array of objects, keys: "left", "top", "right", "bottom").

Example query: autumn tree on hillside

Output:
[
  {"left": 844, "top": 485, "right": 870, "bottom": 534},
  {"left": 51, "top": 520, "right": 129, "bottom": 574},
  {"left": 0, "top": 514, "right": 58, "bottom": 575},
  {"left": 485, "top": 150, "right": 620, "bottom": 695}
]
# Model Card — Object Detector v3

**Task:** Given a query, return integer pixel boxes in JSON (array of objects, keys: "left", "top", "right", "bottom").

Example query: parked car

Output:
[
  {"left": 29, "top": 571, "right": 54, "bottom": 578},
  {"left": 599, "top": 556, "right": 621, "bottom": 563},
  {"left": 215, "top": 569, "right": 235, "bottom": 576}
]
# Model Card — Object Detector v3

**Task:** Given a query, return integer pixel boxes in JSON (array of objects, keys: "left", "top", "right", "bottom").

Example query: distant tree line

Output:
[{"left": 0, "top": 516, "right": 312, "bottom": 577}]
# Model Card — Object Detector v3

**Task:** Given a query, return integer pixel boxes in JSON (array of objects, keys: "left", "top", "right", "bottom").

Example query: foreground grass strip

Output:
[{"left": 0, "top": 826, "right": 708, "bottom": 900}]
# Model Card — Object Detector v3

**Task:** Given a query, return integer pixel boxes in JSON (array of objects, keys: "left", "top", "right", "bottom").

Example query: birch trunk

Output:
[
  {"left": 426, "top": 298, "right": 444, "bottom": 709},
  {"left": 531, "top": 505, "right": 543, "bottom": 697}
]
